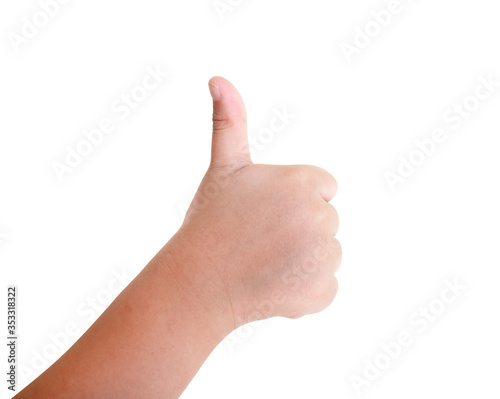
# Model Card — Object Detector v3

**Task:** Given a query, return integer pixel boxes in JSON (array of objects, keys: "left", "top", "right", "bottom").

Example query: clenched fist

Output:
[{"left": 172, "top": 77, "right": 342, "bottom": 329}]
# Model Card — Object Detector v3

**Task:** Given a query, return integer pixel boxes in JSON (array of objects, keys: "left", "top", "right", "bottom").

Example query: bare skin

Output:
[{"left": 15, "top": 77, "right": 341, "bottom": 399}]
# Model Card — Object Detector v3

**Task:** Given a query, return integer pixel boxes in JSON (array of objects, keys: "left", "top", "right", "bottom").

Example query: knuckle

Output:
[
  {"left": 329, "top": 174, "right": 338, "bottom": 193},
  {"left": 331, "top": 205, "right": 339, "bottom": 223},
  {"left": 212, "top": 113, "right": 234, "bottom": 132},
  {"left": 329, "top": 206, "right": 340, "bottom": 233},
  {"left": 311, "top": 165, "right": 338, "bottom": 194},
  {"left": 332, "top": 247, "right": 342, "bottom": 274},
  {"left": 310, "top": 275, "right": 338, "bottom": 312},
  {"left": 323, "top": 277, "right": 339, "bottom": 306}
]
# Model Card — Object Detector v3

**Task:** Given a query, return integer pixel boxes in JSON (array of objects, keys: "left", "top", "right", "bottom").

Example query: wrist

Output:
[{"left": 154, "top": 230, "right": 237, "bottom": 339}]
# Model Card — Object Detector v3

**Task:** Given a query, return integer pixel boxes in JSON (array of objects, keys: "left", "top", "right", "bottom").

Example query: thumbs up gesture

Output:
[{"left": 177, "top": 77, "right": 341, "bottom": 328}]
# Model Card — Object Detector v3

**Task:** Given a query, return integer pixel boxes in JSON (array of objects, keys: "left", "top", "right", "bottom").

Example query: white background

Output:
[{"left": 1, "top": 0, "right": 500, "bottom": 398}]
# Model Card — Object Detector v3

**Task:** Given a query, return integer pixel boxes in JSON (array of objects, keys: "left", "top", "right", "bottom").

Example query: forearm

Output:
[
  {"left": 16, "top": 233, "right": 233, "bottom": 399},
  {"left": 14, "top": 75, "right": 341, "bottom": 398}
]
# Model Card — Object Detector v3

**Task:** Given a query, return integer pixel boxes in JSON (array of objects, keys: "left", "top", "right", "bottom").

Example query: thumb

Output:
[{"left": 209, "top": 76, "right": 251, "bottom": 170}]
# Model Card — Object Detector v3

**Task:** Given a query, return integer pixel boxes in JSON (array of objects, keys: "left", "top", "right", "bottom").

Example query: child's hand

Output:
[
  {"left": 15, "top": 77, "right": 340, "bottom": 399},
  {"left": 177, "top": 77, "right": 341, "bottom": 328}
]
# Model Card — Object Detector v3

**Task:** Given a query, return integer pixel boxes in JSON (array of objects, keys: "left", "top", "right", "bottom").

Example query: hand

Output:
[
  {"left": 174, "top": 76, "right": 341, "bottom": 329},
  {"left": 14, "top": 77, "right": 342, "bottom": 399}
]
